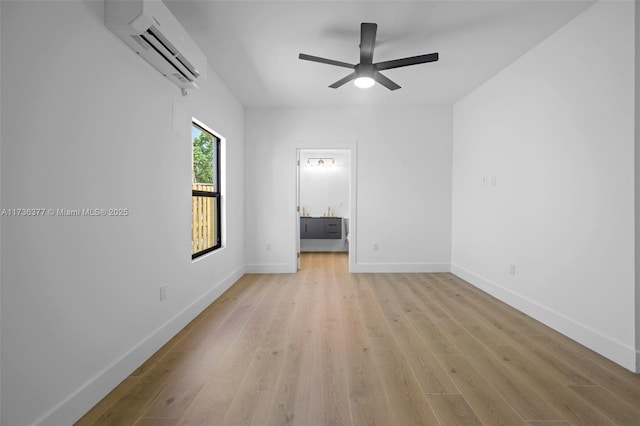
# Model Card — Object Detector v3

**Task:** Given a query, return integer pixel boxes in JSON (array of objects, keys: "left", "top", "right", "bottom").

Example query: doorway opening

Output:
[{"left": 295, "top": 146, "right": 356, "bottom": 272}]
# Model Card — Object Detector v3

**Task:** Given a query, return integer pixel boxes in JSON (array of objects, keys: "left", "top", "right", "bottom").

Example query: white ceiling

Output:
[{"left": 165, "top": 0, "right": 594, "bottom": 108}]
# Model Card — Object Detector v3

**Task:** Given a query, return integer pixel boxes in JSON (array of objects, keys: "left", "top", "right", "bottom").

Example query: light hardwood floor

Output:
[{"left": 77, "top": 252, "right": 640, "bottom": 425}]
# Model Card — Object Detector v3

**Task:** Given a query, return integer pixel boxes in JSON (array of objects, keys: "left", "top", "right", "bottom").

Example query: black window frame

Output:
[{"left": 192, "top": 121, "right": 222, "bottom": 259}]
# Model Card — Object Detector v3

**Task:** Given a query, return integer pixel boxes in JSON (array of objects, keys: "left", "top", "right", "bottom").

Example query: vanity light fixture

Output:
[{"left": 306, "top": 157, "right": 336, "bottom": 167}]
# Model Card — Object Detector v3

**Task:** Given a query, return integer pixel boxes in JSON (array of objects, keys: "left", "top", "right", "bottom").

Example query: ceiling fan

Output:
[{"left": 299, "top": 22, "right": 439, "bottom": 91}]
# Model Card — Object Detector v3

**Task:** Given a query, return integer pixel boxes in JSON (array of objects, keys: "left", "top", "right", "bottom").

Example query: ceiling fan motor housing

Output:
[{"left": 355, "top": 63, "right": 376, "bottom": 79}]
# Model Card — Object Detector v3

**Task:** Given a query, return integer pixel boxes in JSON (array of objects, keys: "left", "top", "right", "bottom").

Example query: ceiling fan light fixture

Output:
[{"left": 354, "top": 76, "right": 375, "bottom": 89}]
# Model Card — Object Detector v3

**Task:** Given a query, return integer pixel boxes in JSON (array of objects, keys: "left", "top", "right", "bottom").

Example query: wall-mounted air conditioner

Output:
[{"left": 105, "top": 0, "right": 207, "bottom": 94}]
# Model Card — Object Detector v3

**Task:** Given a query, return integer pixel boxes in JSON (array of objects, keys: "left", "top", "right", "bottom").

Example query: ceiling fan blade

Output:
[
  {"left": 329, "top": 73, "right": 356, "bottom": 89},
  {"left": 375, "top": 53, "right": 439, "bottom": 71},
  {"left": 299, "top": 53, "right": 355, "bottom": 69},
  {"left": 374, "top": 72, "right": 401, "bottom": 91},
  {"left": 360, "top": 23, "right": 377, "bottom": 64}
]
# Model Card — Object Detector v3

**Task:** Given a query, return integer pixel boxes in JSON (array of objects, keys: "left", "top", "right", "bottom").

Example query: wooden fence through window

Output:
[{"left": 192, "top": 183, "right": 216, "bottom": 255}]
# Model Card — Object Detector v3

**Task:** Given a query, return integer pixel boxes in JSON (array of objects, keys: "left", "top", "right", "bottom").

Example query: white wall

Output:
[
  {"left": 300, "top": 150, "right": 350, "bottom": 219},
  {"left": 452, "top": 1, "right": 637, "bottom": 371},
  {"left": 0, "top": 1, "right": 3, "bottom": 420},
  {"left": 245, "top": 106, "right": 452, "bottom": 273},
  {"left": 0, "top": 1, "right": 245, "bottom": 425},
  {"left": 635, "top": 0, "right": 640, "bottom": 371}
]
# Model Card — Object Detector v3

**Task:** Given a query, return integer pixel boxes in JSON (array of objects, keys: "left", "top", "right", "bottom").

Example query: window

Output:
[{"left": 192, "top": 121, "right": 221, "bottom": 259}]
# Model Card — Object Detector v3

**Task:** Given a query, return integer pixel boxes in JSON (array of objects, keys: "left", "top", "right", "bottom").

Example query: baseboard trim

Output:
[
  {"left": 451, "top": 264, "right": 639, "bottom": 373},
  {"left": 36, "top": 265, "right": 246, "bottom": 426},
  {"left": 245, "top": 263, "right": 295, "bottom": 274},
  {"left": 351, "top": 262, "right": 451, "bottom": 273}
]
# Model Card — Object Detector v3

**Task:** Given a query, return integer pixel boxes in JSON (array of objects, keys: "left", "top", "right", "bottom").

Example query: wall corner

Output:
[{"left": 635, "top": 0, "right": 640, "bottom": 364}]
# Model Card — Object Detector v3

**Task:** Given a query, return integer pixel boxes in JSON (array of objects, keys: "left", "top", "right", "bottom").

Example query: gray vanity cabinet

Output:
[{"left": 301, "top": 217, "right": 342, "bottom": 239}]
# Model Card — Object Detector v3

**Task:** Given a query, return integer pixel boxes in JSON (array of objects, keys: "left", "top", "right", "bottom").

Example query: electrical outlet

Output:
[
  {"left": 160, "top": 285, "right": 167, "bottom": 301},
  {"left": 509, "top": 264, "right": 516, "bottom": 276},
  {"left": 373, "top": 242, "right": 379, "bottom": 251}
]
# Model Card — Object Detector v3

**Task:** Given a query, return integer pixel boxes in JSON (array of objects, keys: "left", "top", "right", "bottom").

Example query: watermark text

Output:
[{"left": 1, "top": 208, "right": 130, "bottom": 217}]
